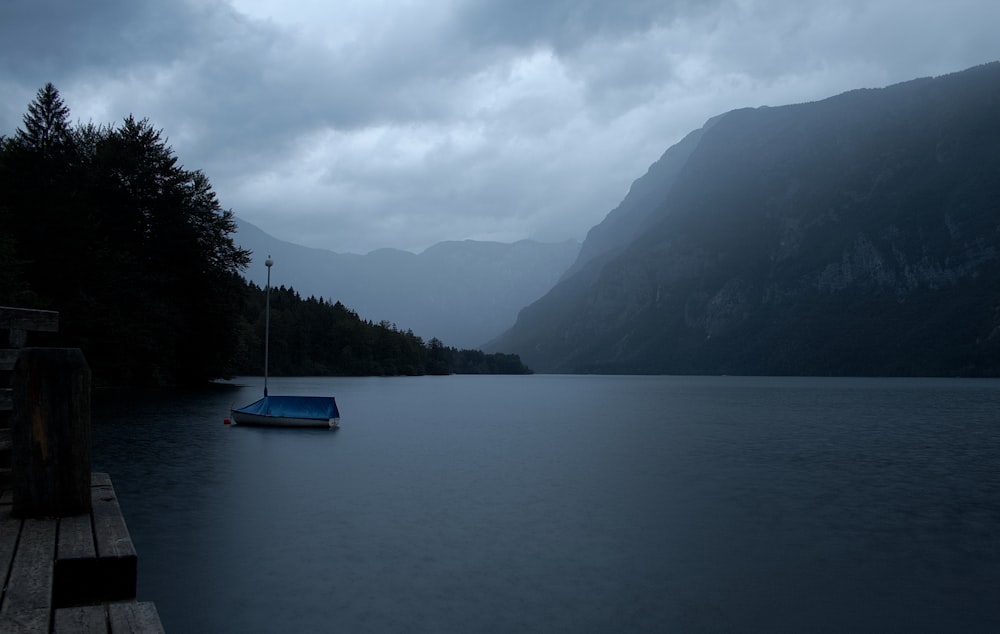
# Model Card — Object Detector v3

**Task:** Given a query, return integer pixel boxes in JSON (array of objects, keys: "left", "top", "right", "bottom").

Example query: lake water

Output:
[{"left": 92, "top": 375, "right": 1000, "bottom": 633}]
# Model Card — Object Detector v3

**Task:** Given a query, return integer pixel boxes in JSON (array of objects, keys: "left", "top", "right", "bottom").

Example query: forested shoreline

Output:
[
  {"left": 231, "top": 283, "right": 530, "bottom": 376},
  {"left": 0, "top": 84, "right": 530, "bottom": 385}
]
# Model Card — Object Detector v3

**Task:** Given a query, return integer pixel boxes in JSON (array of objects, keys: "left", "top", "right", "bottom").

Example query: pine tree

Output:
[
  {"left": 0, "top": 83, "right": 81, "bottom": 312},
  {"left": 14, "top": 83, "right": 72, "bottom": 156}
]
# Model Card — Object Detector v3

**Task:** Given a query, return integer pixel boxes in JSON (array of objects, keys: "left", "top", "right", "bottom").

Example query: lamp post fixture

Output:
[{"left": 264, "top": 255, "right": 273, "bottom": 397}]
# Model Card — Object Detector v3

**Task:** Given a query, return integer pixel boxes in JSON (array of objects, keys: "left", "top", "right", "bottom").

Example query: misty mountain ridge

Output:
[
  {"left": 233, "top": 218, "right": 580, "bottom": 349},
  {"left": 490, "top": 61, "right": 1000, "bottom": 376}
]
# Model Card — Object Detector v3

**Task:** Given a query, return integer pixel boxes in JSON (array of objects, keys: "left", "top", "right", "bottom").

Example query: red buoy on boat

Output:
[{"left": 223, "top": 418, "right": 231, "bottom": 425}]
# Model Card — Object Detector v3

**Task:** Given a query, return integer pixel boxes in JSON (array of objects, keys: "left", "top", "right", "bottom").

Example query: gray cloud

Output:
[
  {"left": 451, "top": 0, "right": 706, "bottom": 53},
  {"left": 2, "top": 0, "right": 999, "bottom": 254},
  {"left": 0, "top": 0, "right": 217, "bottom": 83}
]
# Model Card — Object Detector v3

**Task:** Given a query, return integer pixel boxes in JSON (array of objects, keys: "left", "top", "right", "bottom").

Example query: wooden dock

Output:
[
  {"left": 0, "top": 474, "right": 162, "bottom": 632},
  {"left": 0, "top": 306, "right": 164, "bottom": 632}
]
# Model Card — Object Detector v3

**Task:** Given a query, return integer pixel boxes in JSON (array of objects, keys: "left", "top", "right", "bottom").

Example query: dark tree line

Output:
[
  {"left": 1, "top": 84, "right": 530, "bottom": 383},
  {"left": 1, "top": 83, "right": 250, "bottom": 385},
  {"left": 230, "top": 283, "right": 531, "bottom": 377}
]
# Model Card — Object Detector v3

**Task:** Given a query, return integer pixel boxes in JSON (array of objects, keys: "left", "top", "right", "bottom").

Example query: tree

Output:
[
  {"left": 0, "top": 204, "right": 34, "bottom": 306},
  {"left": 425, "top": 337, "right": 451, "bottom": 375},
  {"left": 83, "top": 115, "right": 251, "bottom": 383},
  {"left": 0, "top": 84, "right": 82, "bottom": 315},
  {"left": 14, "top": 83, "right": 72, "bottom": 157},
  {"left": 1, "top": 84, "right": 251, "bottom": 385}
]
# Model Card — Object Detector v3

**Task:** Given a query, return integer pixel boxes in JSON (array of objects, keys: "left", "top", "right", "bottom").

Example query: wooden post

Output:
[{"left": 11, "top": 348, "right": 92, "bottom": 518}]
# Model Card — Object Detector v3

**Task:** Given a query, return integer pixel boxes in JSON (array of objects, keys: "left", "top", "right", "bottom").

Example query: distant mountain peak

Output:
[{"left": 234, "top": 217, "right": 580, "bottom": 348}]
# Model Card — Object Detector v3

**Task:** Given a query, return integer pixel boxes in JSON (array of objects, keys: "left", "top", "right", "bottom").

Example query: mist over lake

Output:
[{"left": 93, "top": 375, "right": 1000, "bottom": 633}]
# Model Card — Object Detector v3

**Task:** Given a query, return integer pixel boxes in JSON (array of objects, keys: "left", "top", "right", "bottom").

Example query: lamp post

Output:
[{"left": 264, "top": 255, "right": 273, "bottom": 397}]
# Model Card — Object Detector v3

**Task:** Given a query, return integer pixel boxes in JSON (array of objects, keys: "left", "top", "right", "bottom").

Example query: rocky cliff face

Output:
[{"left": 491, "top": 62, "right": 1000, "bottom": 376}]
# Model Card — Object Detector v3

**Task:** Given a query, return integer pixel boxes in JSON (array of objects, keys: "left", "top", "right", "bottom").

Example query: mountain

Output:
[
  {"left": 233, "top": 218, "right": 580, "bottom": 349},
  {"left": 561, "top": 115, "right": 717, "bottom": 281},
  {"left": 489, "top": 62, "right": 1000, "bottom": 376}
]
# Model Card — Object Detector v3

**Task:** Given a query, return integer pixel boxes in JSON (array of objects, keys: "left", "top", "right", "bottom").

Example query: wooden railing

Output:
[{"left": 0, "top": 306, "right": 59, "bottom": 347}]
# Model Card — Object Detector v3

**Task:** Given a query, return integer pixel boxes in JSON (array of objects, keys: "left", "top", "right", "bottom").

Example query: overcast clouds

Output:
[{"left": 2, "top": 1, "right": 998, "bottom": 254}]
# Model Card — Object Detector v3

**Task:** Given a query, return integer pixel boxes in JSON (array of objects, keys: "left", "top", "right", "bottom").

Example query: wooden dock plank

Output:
[
  {"left": 56, "top": 514, "right": 96, "bottom": 561},
  {"left": 0, "top": 515, "right": 20, "bottom": 594},
  {"left": 2, "top": 518, "right": 56, "bottom": 628},
  {"left": 53, "top": 605, "right": 107, "bottom": 633},
  {"left": 54, "top": 514, "right": 100, "bottom": 608},
  {"left": 90, "top": 479, "right": 137, "bottom": 601},
  {"left": 0, "top": 606, "right": 49, "bottom": 632},
  {"left": 112, "top": 602, "right": 164, "bottom": 634},
  {"left": 108, "top": 602, "right": 164, "bottom": 634},
  {"left": 91, "top": 481, "right": 136, "bottom": 560}
]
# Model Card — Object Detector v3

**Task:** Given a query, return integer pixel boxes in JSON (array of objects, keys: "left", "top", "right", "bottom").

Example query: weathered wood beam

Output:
[
  {"left": 0, "top": 349, "right": 18, "bottom": 371},
  {"left": 12, "top": 348, "right": 92, "bottom": 518},
  {"left": 0, "top": 307, "right": 59, "bottom": 332},
  {"left": 108, "top": 602, "right": 164, "bottom": 633},
  {"left": 90, "top": 475, "right": 138, "bottom": 601},
  {"left": 0, "top": 518, "right": 56, "bottom": 630},
  {"left": 53, "top": 476, "right": 139, "bottom": 606},
  {"left": 8, "top": 328, "right": 26, "bottom": 348},
  {"left": 53, "top": 605, "right": 107, "bottom": 633},
  {"left": 0, "top": 515, "right": 19, "bottom": 592},
  {"left": 0, "top": 606, "right": 50, "bottom": 632},
  {"left": 53, "top": 514, "right": 99, "bottom": 608},
  {"left": 0, "top": 388, "right": 11, "bottom": 412}
]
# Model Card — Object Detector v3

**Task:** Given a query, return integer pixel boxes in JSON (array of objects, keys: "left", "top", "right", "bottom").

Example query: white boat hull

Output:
[{"left": 230, "top": 410, "right": 340, "bottom": 429}]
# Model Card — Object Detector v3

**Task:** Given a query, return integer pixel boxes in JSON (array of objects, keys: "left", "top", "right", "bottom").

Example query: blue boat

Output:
[
  {"left": 231, "top": 395, "right": 340, "bottom": 429},
  {"left": 231, "top": 256, "right": 341, "bottom": 429}
]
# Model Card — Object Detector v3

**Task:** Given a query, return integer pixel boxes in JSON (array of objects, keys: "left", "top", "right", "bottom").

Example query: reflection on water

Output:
[{"left": 93, "top": 375, "right": 1000, "bottom": 633}]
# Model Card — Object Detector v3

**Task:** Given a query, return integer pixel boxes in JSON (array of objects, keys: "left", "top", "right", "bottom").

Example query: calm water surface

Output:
[{"left": 92, "top": 375, "right": 1000, "bottom": 633}]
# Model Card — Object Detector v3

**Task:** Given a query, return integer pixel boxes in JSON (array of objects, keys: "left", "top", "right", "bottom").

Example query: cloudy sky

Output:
[{"left": 2, "top": 1, "right": 998, "bottom": 254}]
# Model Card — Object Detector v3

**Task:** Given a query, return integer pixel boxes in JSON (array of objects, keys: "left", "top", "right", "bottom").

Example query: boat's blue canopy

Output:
[{"left": 233, "top": 395, "right": 340, "bottom": 420}]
